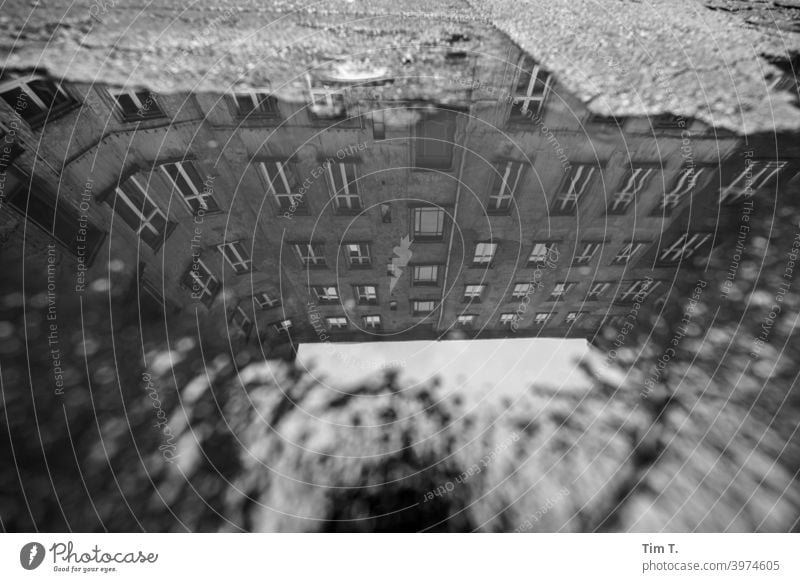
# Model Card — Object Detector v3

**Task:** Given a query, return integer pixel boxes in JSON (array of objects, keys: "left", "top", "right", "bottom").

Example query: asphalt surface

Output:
[{"left": 0, "top": 0, "right": 799, "bottom": 133}]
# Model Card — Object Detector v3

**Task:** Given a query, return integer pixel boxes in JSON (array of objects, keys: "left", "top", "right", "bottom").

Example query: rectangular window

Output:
[
  {"left": 535, "top": 312, "right": 552, "bottom": 325},
  {"left": 612, "top": 242, "right": 646, "bottom": 265},
  {"left": 111, "top": 89, "right": 164, "bottom": 121},
  {"left": 528, "top": 242, "right": 558, "bottom": 267},
  {"left": 326, "top": 317, "right": 348, "bottom": 329},
  {"left": 617, "top": 279, "right": 661, "bottom": 303},
  {"left": 363, "top": 315, "right": 382, "bottom": 329},
  {"left": 720, "top": 160, "right": 787, "bottom": 204},
  {"left": 312, "top": 285, "right": 339, "bottom": 304},
  {"left": 512, "top": 283, "right": 532, "bottom": 299},
  {"left": 231, "top": 305, "right": 253, "bottom": 337},
  {"left": 414, "top": 110, "right": 457, "bottom": 169},
  {"left": 553, "top": 164, "right": 597, "bottom": 214},
  {"left": 233, "top": 91, "right": 279, "bottom": 117},
  {"left": 456, "top": 314, "right": 477, "bottom": 328},
  {"left": 661, "top": 166, "right": 707, "bottom": 211},
  {"left": 549, "top": 282, "right": 574, "bottom": 301},
  {"left": 345, "top": 243, "right": 371, "bottom": 267},
  {"left": 307, "top": 76, "right": 346, "bottom": 119},
  {"left": 608, "top": 166, "right": 657, "bottom": 214},
  {"left": 372, "top": 110, "right": 386, "bottom": 140},
  {"left": 412, "top": 207, "right": 445, "bottom": 240},
  {"left": 500, "top": 313, "right": 516, "bottom": 326},
  {"left": 573, "top": 242, "right": 601, "bottom": 265},
  {"left": 326, "top": 162, "right": 361, "bottom": 210},
  {"left": 255, "top": 291, "right": 280, "bottom": 310},
  {"left": 510, "top": 56, "right": 552, "bottom": 120},
  {"left": 413, "top": 300, "right": 437, "bottom": 315},
  {"left": 258, "top": 161, "right": 304, "bottom": 211},
  {"left": 182, "top": 258, "right": 220, "bottom": 308},
  {"left": 413, "top": 264, "right": 440, "bottom": 285},
  {"left": 659, "top": 233, "right": 711, "bottom": 264},
  {"left": 586, "top": 281, "right": 611, "bottom": 301},
  {"left": 565, "top": 311, "right": 586, "bottom": 325},
  {"left": 488, "top": 161, "right": 526, "bottom": 212},
  {"left": 295, "top": 243, "right": 326, "bottom": 267},
  {"left": 463, "top": 284, "right": 486, "bottom": 302},
  {"left": 272, "top": 319, "right": 293, "bottom": 334},
  {"left": 217, "top": 240, "right": 252, "bottom": 274},
  {"left": 472, "top": 242, "right": 497, "bottom": 266},
  {"left": 113, "top": 175, "right": 173, "bottom": 250},
  {"left": 354, "top": 285, "right": 378, "bottom": 305},
  {"left": 0, "top": 74, "right": 76, "bottom": 127},
  {"left": 160, "top": 161, "right": 219, "bottom": 215}
]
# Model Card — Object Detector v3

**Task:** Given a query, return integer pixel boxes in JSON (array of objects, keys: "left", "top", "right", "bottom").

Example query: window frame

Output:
[
  {"left": 326, "top": 161, "right": 362, "bottom": 212},
  {"left": 471, "top": 241, "right": 498, "bottom": 267},
  {"left": 294, "top": 242, "right": 327, "bottom": 268},
  {"left": 344, "top": 242, "right": 371, "bottom": 268},
  {"left": 658, "top": 233, "right": 712, "bottom": 264},
  {"left": 112, "top": 174, "right": 175, "bottom": 251},
  {"left": 607, "top": 165, "right": 658, "bottom": 215},
  {"left": 216, "top": 240, "right": 253, "bottom": 274},
  {"left": 611, "top": 241, "right": 647, "bottom": 265},
  {"left": 353, "top": 284, "right": 379, "bottom": 305},
  {"left": 508, "top": 55, "right": 553, "bottom": 121},
  {"left": 487, "top": 160, "right": 526, "bottom": 213},
  {"left": 552, "top": 164, "right": 599, "bottom": 215},
  {"left": 463, "top": 284, "right": 486, "bottom": 303},
  {"left": 110, "top": 89, "right": 165, "bottom": 121},
  {"left": 412, "top": 264, "right": 440, "bottom": 286},
  {"left": 182, "top": 258, "right": 220, "bottom": 308},
  {"left": 258, "top": 160, "right": 305, "bottom": 212},
  {"left": 572, "top": 241, "right": 602, "bottom": 266},
  {"left": 411, "top": 206, "right": 446, "bottom": 241},
  {"left": 312, "top": 285, "right": 340, "bottom": 304},
  {"left": 160, "top": 160, "right": 220, "bottom": 216}
]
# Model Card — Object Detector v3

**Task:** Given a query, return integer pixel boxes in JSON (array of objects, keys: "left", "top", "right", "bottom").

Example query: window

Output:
[
  {"left": 413, "top": 300, "right": 437, "bottom": 315},
  {"left": 255, "top": 291, "right": 280, "bottom": 310},
  {"left": 412, "top": 207, "right": 445, "bottom": 240},
  {"left": 354, "top": 285, "right": 378, "bottom": 305},
  {"left": 307, "top": 76, "right": 346, "bottom": 119},
  {"left": 553, "top": 164, "right": 598, "bottom": 214},
  {"left": 233, "top": 91, "right": 279, "bottom": 117},
  {"left": 659, "top": 233, "right": 711, "bottom": 264},
  {"left": 345, "top": 243, "right": 371, "bottom": 267},
  {"left": 363, "top": 315, "right": 382, "bottom": 329},
  {"left": 660, "top": 166, "right": 707, "bottom": 212},
  {"left": 652, "top": 114, "right": 684, "bottom": 129},
  {"left": 488, "top": 161, "right": 526, "bottom": 212},
  {"left": 381, "top": 203, "right": 392, "bottom": 223},
  {"left": 534, "top": 312, "right": 552, "bottom": 325},
  {"left": 415, "top": 109, "right": 456, "bottom": 169},
  {"left": 456, "top": 314, "right": 477, "bottom": 328},
  {"left": 258, "top": 161, "right": 304, "bottom": 211},
  {"left": 372, "top": 110, "right": 386, "bottom": 140},
  {"left": 182, "top": 259, "right": 220, "bottom": 308},
  {"left": 111, "top": 89, "right": 164, "bottom": 120},
  {"left": 608, "top": 166, "right": 657, "bottom": 214},
  {"left": 617, "top": 279, "right": 661, "bottom": 303},
  {"left": 413, "top": 264, "right": 439, "bottom": 285},
  {"left": 326, "top": 162, "right": 361, "bottom": 210},
  {"left": 586, "top": 281, "right": 611, "bottom": 301},
  {"left": 231, "top": 305, "right": 252, "bottom": 337},
  {"left": 472, "top": 242, "right": 497, "bottom": 266},
  {"left": 499, "top": 313, "right": 516, "bottom": 326},
  {"left": 509, "top": 56, "right": 552, "bottom": 120},
  {"left": 512, "top": 283, "right": 532, "bottom": 299},
  {"left": 326, "top": 317, "right": 348, "bottom": 329},
  {"left": 720, "top": 160, "right": 787, "bottom": 204},
  {"left": 113, "top": 175, "right": 173, "bottom": 250},
  {"left": 463, "top": 284, "right": 486, "bottom": 302},
  {"left": 612, "top": 242, "right": 646, "bottom": 265},
  {"left": 272, "top": 319, "right": 293, "bottom": 334},
  {"left": 565, "top": 311, "right": 586, "bottom": 325},
  {"left": 160, "top": 161, "right": 219, "bottom": 215},
  {"left": 549, "top": 282, "right": 574, "bottom": 301},
  {"left": 0, "top": 73, "right": 76, "bottom": 127},
  {"left": 295, "top": 243, "right": 326, "bottom": 267},
  {"left": 573, "top": 242, "right": 601, "bottom": 265},
  {"left": 217, "top": 240, "right": 252, "bottom": 274},
  {"left": 528, "top": 242, "right": 558, "bottom": 267},
  {"left": 312, "top": 285, "right": 339, "bottom": 304}
]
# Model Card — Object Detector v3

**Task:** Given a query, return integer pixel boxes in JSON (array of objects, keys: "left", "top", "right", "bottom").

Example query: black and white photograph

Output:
[{"left": 0, "top": 0, "right": 799, "bottom": 577}]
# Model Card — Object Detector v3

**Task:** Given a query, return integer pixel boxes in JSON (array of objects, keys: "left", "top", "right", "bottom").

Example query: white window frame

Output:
[
  {"left": 512, "top": 56, "right": 553, "bottom": 118},
  {"left": 413, "top": 264, "right": 439, "bottom": 285},
  {"left": 187, "top": 259, "right": 218, "bottom": 303},
  {"left": 573, "top": 242, "right": 601, "bottom": 265},
  {"left": 618, "top": 280, "right": 661, "bottom": 302},
  {"left": 255, "top": 291, "right": 280, "bottom": 309},
  {"left": 662, "top": 166, "right": 706, "bottom": 210},
  {"left": 295, "top": 243, "right": 326, "bottom": 267},
  {"left": 326, "top": 317, "right": 348, "bottom": 329},
  {"left": 720, "top": 160, "right": 787, "bottom": 204},
  {"left": 472, "top": 242, "right": 497, "bottom": 265},
  {"left": 363, "top": 315, "right": 382, "bottom": 329},
  {"left": 534, "top": 312, "right": 552, "bottom": 325},
  {"left": 512, "top": 283, "right": 532, "bottom": 298},
  {"left": 464, "top": 284, "right": 486, "bottom": 300},
  {"left": 609, "top": 166, "right": 656, "bottom": 213},
  {"left": 258, "top": 161, "right": 302, "bottom": 209},
  {"left": 413, "top": 207, "right": 445, "bottom": 239},
  {"left": 355, "top": 285, "right": 378, "bottom": 304},
  {"left": 528, "top": 242, "right": 557, "bottom": 265},
  {"left": 232, "top": 305, "right": 252, "bottom": 332},
  {"left": 115, "top": 175, "right": 169, "bottom": 239},
  {"left": 307, "top": 75, "right": 345, "bottom": 116},
  {"left": 0, "top": 74, "right": 71, "bottom": 114},
  {"left": 565, "top": 311, "right": 586, "bottom": 325},
  {"left": 233, "top": 90, "right": 277, "bottom": 115},
  {"left": 549, "top": 282, "right": 574, "bottom": 300},
  {"left": 345, "top": 243, "right": 371, "bottom": 266},
  {"left": 456, "top": 314, "right": 477, "bottom": 327},
  {"left": 413, "top": 300, "right": 436, "bottom": 315},
  {"left": 500, "top": 313, "right": 516, "bottom": 325},
  {"left": 326, "top": 162, "right": 361, "bottom": 210},
  {"left": 313, "top": 285, "right": 339, "bottom": 303},
  {"left": 488, "top": 161, "right": 525, "bottom": 211},
  {"left": 217, "top": 240, "right": 252, "bottom": 274},
  {"left": 272, "top": 319, "right": 293, "bottom": 334},
  {"left": 555, "top": 164, "right": 597, "bottom": 213},
  {"left": 659, "top": 233, "right": 711, "bottom": 263},
  {"left": 587, "top": 281, "right": 611, "bottom": 300},
  {"left": 160, "top": 161, "right": 216, "bottom": 214},
  {"left": 612, "top": 242, "right": 646, "bottom": 265}
]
